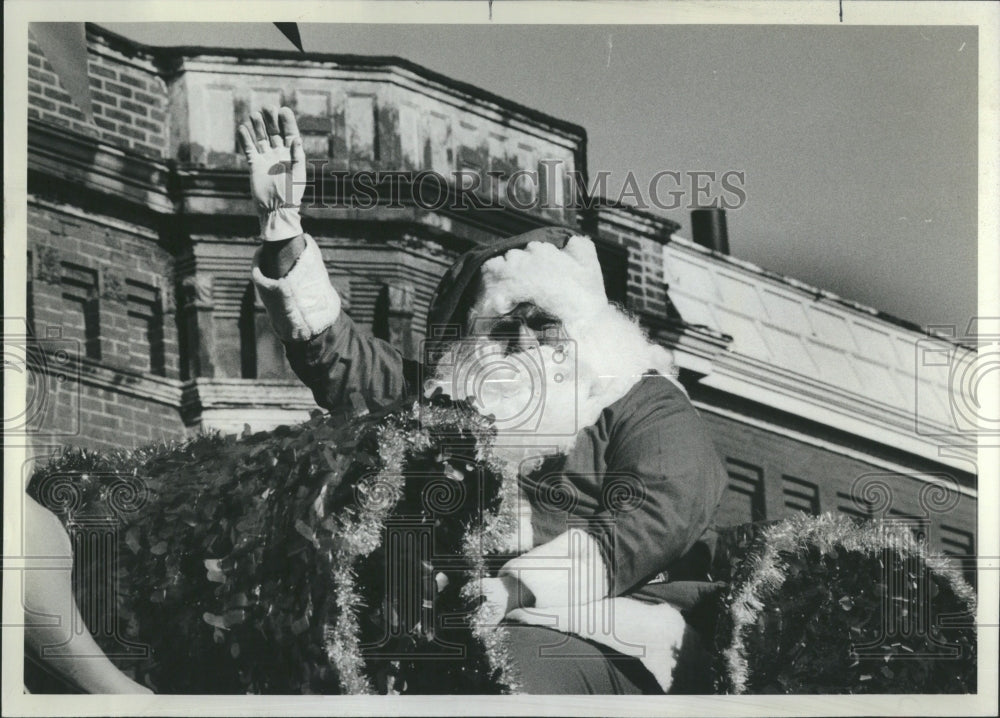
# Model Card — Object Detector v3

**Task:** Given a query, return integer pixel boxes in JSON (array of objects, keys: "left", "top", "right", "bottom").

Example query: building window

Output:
[
  {"left": 782, "top": 475, "right": 820, "bottom": 515},
  {"left": 717, "top": 458, "right": 766, "bottom": 526},
  {"left": 125, "top": 279, "right": 165, "bottom": 376},
  {"left": 240, "top": 282, "right": 291, "bottom": 380},
  {"left": 940, "top": 525, "right": 974, "bottom": 557},
  {"left": 61, "top": 261, "right": 101, "bottom": 360},
  {"left": 836, "top": 490, "right": 875, "bottom": 520}
]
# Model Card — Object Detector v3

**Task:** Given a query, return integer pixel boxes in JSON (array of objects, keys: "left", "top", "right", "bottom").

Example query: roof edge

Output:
[
  {"left": 85, "top": 23, "right": 588, "bottom": 140},
  {"left": 668, "top": 233, "right": 977, "bottom": 350}
]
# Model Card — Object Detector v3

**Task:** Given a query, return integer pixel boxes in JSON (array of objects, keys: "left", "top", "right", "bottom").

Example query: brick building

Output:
[{"left": 23, "top": 25, "right": 977, "bottom": 564}]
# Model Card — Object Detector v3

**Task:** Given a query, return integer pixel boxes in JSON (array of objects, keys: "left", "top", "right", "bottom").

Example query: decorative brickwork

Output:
[
  {"left": 28, "top": 31, "right": 169, "bottom": 159},
  {"left": 27, "top": 202, "right": 181, "bottom": 381},
  {"left": 701, "top": 409, "right": 976, "bottom": 559}
]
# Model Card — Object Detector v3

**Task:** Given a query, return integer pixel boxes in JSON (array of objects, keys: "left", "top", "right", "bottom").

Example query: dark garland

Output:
[
  {"left": 26, "top": 407, "right": 978, "bottom": 695},
  {"left": 27, "top": 397, "right": 521, "bottom": 694},
  {"left": 712, "top": 512, "right": 977, "bottom": 694}
]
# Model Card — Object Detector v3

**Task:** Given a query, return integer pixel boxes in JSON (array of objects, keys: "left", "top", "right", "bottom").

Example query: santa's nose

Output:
[{"left": 504, "top": 324, "right": 537, "bottom": 355}]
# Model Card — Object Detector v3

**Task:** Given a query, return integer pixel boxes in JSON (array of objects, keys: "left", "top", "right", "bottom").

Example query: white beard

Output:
[
  {"left": 424, "top": 305, "right": 682, "bottom": 553},
  {"left": 424, "top": 303, "right": 682, "bottom": 475},
  {"left": 425, "top": 339, "right": 589, "bottom": 474}
]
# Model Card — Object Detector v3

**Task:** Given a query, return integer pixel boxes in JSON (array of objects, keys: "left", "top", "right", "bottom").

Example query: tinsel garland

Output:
[
  {"left": 27, "top": 408, "right": 978, "bottom": 695},
  {"left": 713, "top": 512, "right": 977, "bottom": 694},
  {"left": 26, "top": 397, "right": 522, "bottom": 694},
  {"left": 317, "top": 401, "right": 522, "bottom": 694}
]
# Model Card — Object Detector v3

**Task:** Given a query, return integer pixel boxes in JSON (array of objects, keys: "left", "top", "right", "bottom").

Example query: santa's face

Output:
[
  {"left": 424, "top": 235, "right": 678, "bottom": 471},
  {"left": 426, "top": 300, "right": 590, "bottom": 471}
]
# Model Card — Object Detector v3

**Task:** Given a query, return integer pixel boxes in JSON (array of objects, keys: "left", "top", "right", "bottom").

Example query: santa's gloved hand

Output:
[{"left": 237, "top": 106, "right": 306, "bottom": 242}]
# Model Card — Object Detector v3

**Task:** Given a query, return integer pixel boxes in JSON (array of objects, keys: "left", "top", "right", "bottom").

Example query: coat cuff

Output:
[
  {"left": 499, "top": 528, "right": 609, "bottom": 609},
  {"left": 251, "top": 234, "right": 341, "bottom": 342}
]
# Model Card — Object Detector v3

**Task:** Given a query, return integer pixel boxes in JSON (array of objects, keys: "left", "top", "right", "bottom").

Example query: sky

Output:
[{"left": 103, "top": 22, "right": 979, "bottom": 331}]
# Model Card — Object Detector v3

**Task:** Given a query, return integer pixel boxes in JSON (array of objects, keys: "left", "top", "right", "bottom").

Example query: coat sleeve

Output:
[
  {"left": 587, "top": 376, "right": 728, "bottom": 597},
  {"left": 251, "top": 233, "right": 414, "bottom": 414}
]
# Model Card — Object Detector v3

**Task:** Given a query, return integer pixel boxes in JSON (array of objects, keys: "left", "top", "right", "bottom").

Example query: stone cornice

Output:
[
  {"left": 180, "top": 379, "right": 318, "bottom": 430},
  {"left": 170, "top": 168, "right": 605, "bottom": 257},
  {"left": 27, "top": 121, "right": 173, "bottom": 214},
  {"left": 645, "top": 317, "right": 733, "bottom": 378},
  {"left": 29, "top": 345, "right": 319, "bottom": 414},
  {"left": 32, "top": 345, "right": 183, "bottom": 408},
  {"left": 702, "top": 349, "right": 977, "bottom": 472},
  {"left": 180, "top": 378, "right": 316, "bottom": 411}
]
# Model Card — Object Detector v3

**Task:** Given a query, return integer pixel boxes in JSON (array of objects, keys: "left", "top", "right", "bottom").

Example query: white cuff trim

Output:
[
  {"left": 251, "top": 234, "right": 341, "bottom": 342},
  {"left": 500, "top": 528, "right": 609, "bottom": 609}
]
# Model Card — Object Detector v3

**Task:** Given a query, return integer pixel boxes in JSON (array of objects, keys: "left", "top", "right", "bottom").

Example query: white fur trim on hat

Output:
[
  {"left": 251, "top": 234, "right": 341, "bottom": 342},
  {"left": 470, "top": 235, "right": 609, "bottom": 326}
]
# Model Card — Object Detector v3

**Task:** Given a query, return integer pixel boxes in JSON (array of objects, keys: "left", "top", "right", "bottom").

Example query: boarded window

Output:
[
  {"left": 940, "top": 524, "right": 974, "bottom": 557},
  {"left": 61, "top": 261, "right": 100, "bottom": 360},
  {"left": 836, "top": 490, "right": 873, "bottom": 521},
  {"left": 716, "top": 458, "right": 766, "bottom": 527},
  {"left": 240, "top": 282, "right": 290, "bottom": 380},
  {"left": 783, "top": 475, "right": 820, "bottom": 515},
  {"left": 125, "top": 279, "right": 165, "bottom": 376}
]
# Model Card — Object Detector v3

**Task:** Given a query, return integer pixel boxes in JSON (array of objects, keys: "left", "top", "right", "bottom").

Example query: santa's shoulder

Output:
[
  {"left": 601, "top": 372, "right": 698, "bottom": 432},
  {"left": 619, "top": 371, "right": 689, "bottom": 408}
]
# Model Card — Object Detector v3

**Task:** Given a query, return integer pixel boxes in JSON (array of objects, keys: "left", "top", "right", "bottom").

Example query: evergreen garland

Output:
[
  {"left": 27, "top": 397, "right": 520, "bottom": 694},
  {"left": 712, "top": 512, "right": 977, "bottom": 694},
  {"left": 27, "top": 406, "right": 978, "bottom": 696}
]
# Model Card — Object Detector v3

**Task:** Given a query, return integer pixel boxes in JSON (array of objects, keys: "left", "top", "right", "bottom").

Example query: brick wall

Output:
[
  {"left": 597, "top": 208, "right": 672, "bottom": 317},
  {"left": 26, "top": 197, "right": 189, "bottom": 453},
  {"left": 28, "top": 203, "right": 180, "bottom": 380},
  {"left": 30, "top": 372, "right": 187, "bottom": 453},
  {"left": 28, "top": 31, "right": 169, "bottom": 159},
  {"left": 703, "top": 409, "right": 977, "bottom": 561}
]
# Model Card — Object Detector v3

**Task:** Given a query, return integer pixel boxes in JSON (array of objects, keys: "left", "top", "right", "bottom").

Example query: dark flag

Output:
[
  {"left": 274, "top": 23, "right": 305, "bottom": 53},
  {"left": 30, "top": 23, "right": 93, "bottom": 124}
]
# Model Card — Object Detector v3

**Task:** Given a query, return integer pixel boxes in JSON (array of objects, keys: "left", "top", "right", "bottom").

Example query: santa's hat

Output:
[
  {"left": 469, "top": 233, "right": 610, "bottom": 332},
  {"left": 424, "top": 226, "right": 583, "bottom": 336}
]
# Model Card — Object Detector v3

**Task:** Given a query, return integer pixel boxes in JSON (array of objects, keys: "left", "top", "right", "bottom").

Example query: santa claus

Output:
[{"left": 242, "top": 106, "right": 728, "bottom": 694}]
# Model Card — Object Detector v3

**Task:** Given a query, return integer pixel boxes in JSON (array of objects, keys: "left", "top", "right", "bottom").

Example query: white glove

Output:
[{"left": 237, "top": 106, "right": 306, "bottom": 242}]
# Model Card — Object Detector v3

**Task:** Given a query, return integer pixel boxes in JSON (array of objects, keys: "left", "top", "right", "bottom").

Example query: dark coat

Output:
[{"left": 280, "top": 228, "right": 728, "bottom": 608}]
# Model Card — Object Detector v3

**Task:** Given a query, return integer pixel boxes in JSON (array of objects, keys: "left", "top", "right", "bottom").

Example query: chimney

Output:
[{"left": 690, "top": 208, "right": 730, "bottom": 254}]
